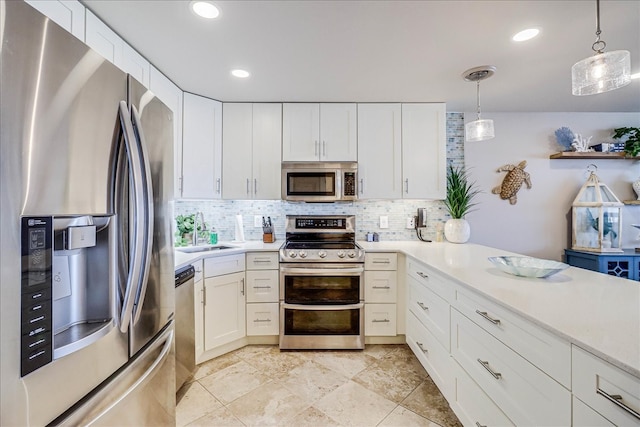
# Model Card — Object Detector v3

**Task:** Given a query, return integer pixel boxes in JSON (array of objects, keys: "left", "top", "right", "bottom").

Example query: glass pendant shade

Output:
[
  {"left": 465, "top": 119, "right": 495, "bottom": 142},
  {"left": 572, "top": 50, "right": 631, "bottom": 95}
]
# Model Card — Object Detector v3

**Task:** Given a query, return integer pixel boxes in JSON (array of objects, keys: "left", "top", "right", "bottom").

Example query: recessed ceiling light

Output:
[
  {"left": 512, "top": 28, "right": 540, "bottom": 42},
  {"left": 191, "top": 1, "right": 220, "bottom": 19},
  {"left": 231, "top": 69, "right": 250, "bottom": 78}
]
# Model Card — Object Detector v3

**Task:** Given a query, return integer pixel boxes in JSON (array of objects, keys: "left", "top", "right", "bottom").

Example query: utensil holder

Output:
[{"left": 263, "top": 233, "right": 275, "bottom": 243}]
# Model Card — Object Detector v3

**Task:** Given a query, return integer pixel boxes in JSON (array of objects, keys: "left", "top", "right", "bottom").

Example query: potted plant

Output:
[
  {"left": 175, "top": 214, "right": 203, "bottom": 246},
  {"left": 442, "top": 165, "right": 480, "bottom": 243},
  {"left": 613, "top": 127, "right": 640, "bottom": 157}
]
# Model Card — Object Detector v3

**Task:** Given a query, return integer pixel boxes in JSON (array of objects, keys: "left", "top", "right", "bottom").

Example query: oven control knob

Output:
[
  {"left": 299, "top": 250, "right": 308, "bottom": 258},
  {"left": 337, "top": 250, "right": 346, "bottom": 258},
  {"left": 288, "top": 251, "right": 297, "bottom": 258},
  {"left": 318, "top": 250, "right": 327, "bottom": 258},
  {"left": 347, "top": 251, "right": 356, "bottom": 258}
]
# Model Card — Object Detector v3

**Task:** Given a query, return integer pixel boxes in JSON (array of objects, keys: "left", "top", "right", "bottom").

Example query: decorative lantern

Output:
[{"left": 571, "top": 167, "right": 623, "bottom": 253}]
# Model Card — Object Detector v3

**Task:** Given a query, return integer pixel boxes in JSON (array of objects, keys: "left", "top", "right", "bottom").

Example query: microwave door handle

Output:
[
  {"left": 336, "top": 172, "right": 342, "bottom": 199},
  {"left": 115, "top": 101, "right": 145, "bottom": 333},
  {"left": 130, "top": 104, "right": 154, "bottom": 327}
]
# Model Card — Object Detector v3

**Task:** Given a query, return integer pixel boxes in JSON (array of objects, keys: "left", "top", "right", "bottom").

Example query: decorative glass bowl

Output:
[{"left": 488, "top": 256, "right": 570, "bottom": 278}]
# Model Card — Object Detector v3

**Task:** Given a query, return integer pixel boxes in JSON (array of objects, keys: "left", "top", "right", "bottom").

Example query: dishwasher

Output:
[{"left": 174, "top": 264, "right": 196, "bottom": 392}]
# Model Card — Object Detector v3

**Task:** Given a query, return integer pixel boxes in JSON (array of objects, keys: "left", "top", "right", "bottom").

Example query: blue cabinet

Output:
[{"left": 565, "top": 249, "right": 640, "bottom": 281}]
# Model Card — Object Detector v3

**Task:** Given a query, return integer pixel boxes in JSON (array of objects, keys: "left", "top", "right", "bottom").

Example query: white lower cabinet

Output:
[
  {"left": 573, "top": 396, "right": 616, "bottom": 427},
  {"left": 364, "top": 253, "right": 398, "bottom": 337},
  {"left": 364, "top": 304, "right": 397, "bottom": 336},
  {"left": 572, "top": 345, "right": 640, "bottom": 426},
  {"left": 245, "top": 252, "right": 279, "bottom": 336},
  {"left": 246, "top": 303, "right": 279, "bottom": 336},
  {"left": 203, "top": 271, "right": 246, "bottom": 350},
  {"left": 451, "top": 308, "right": 571, "bottom": 426}
]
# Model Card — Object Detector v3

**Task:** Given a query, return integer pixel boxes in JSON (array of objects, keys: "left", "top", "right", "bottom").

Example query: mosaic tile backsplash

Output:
[{"left": 175, "top": 112, "right": 464, "bottom": 243}]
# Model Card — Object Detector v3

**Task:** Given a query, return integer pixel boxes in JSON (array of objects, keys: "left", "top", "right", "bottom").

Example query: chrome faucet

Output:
[{"left": 193, "top": 211, "right": 207, "bottom": 246}]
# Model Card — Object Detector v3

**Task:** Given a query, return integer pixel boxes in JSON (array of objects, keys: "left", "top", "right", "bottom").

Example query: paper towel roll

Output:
[{"left": 234, "top": 215, "right": 245, "bottom": 242}]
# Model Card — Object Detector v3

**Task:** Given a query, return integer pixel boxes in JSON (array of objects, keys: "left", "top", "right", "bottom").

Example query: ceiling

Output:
[{"left": 82, "top": 0, "right": 640, "bottom": 113}]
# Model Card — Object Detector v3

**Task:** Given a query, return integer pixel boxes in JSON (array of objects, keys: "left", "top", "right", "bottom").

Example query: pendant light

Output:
[
  {"left": 571, "top": 0, "right": 631, "bottom": 96},
  {"left": 463, "top": 65, "right": 496, "bottom": 142}
]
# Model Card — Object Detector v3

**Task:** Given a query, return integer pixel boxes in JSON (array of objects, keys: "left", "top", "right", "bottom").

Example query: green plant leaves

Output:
[{"left": 443, "top": 165, "right": 481, "bottom": 219}]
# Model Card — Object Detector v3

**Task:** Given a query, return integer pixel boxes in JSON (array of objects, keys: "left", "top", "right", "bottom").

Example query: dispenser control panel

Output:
[{"left": 21, "top": 216, "right": 53, "bottom": 376}]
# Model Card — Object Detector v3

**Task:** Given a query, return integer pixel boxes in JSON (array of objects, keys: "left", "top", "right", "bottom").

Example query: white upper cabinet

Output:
[
  {"left": 222, "top": 103, "right": 282, "bottom": 200},
  {"left": 25, "top": 0, "right": 85, "bottom": 41},
  {"left": 85, "top": 10, "right": 150, "bottom": 87},
  {"left": 282, "top": 103, "right": 357, "bottom": 161},
  {"left": 357, "top": 104, "right": 402, "bottom": 199},
  {"left": 182, "top": 93, "right": 223, "bottom": 199},
  {"left": 149, "top": 68, "right": 183, "bottom": 198},
  {"left": 401, "top": 103, "right": 447, "bottom": 199}
]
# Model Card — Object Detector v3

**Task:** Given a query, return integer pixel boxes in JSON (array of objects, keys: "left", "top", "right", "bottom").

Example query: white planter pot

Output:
[
  {"left": 633, "top": 178, "right": 640, "bottom": 200},
  {"left": 444, "top": 218, "right": 470, "bottom": 244}
]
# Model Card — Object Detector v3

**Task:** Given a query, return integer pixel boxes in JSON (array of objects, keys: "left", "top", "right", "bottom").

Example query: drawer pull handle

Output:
[
  {"left": 597, "top": 388, "right": 640, "bottom": 420},
  {"left": 373, "top": 260, "right": 391, "bottom": 264},
  {"left": 475, "top": 423, "right": 487, "bottom": 427},
  {"left": 372, "top": 319, "right": 390, "bottom": 323},
  {"left": 416, "top": 272, "right": 428, "bottom": 279},
  {"left": 416, "top": 342, "right": 428, "bottom": 354},
  {"left": 417, "top": 302, "right": 428, "bottom": 311},
  {"left": 476, "top": 310, "right": 501, "bottom": 325},
  {"left": 253, "top": 259, "right": 272, "bottom": 263},
  {"left": 477, "top": 359, "right": 502, "bottom": 379},
  {"left": 253, "top": 319, "right": 271, "bottom": 323},
  {"left": 252, "top": 286, "right": 272, "bottom": 289},
  {"left": 372, "top": 286, "right": 391, "bottom": 289}
]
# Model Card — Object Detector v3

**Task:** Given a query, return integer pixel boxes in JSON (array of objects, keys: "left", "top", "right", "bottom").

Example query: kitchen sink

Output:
[{"left": 176, "top": 245, "right": 237, "bottom": 253}]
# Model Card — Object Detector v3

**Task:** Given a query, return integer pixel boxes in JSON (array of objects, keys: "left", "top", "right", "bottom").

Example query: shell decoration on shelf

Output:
[
  {"left": 571, "top": 133, "right": 594, "bottom": 152},
  {"left": 491, "top": 160, "right": 532, "bottom": 205}
]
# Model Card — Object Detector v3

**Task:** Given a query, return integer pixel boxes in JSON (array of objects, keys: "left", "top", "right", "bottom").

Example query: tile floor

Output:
[{"left": 176, "top": 344, "right": 462, "bottom": 426}]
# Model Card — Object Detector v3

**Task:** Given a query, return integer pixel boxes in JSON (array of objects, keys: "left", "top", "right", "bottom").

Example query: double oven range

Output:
[{"left": 279, "top": 215, "right": 365, "bottom": 350}]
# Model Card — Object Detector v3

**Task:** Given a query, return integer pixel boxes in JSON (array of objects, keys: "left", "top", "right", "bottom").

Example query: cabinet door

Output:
[
  {"left": 320, "top": 103, "right": 357, "bottom": 161},
  {"left": 357, "top": 104, "right": 402, "bottom": 199},
  {"left": 364, "top": 304, "right": 396, "bottom": 336},
  {"left": 203, "top": 272, "right": 246, "bottom": 350},
  {"left": 149, "top": 67, "right": 183, "bottom": 198},
  {"left": 182, "top": 93, "right": 223, "bottom": 199},
  {"left": 401, "top": 103, "right": 446, "bottom": 199},
  {"left": 252, "top": 104, "right": 282, "bottom": 199},
  {"left": 194, "top": 277, "right": 204, "bottom": 361},
  {"left": 25, "top": 0, "right": 85, "bottom": 40},
  {"left": 222, "top": 103, "right": 254, "bottom": 199},
  {"left": 282, "top": 103, "right": 320, "bottom": 161},
  {"left": 246, "top": 303, "right": 279, "bottom": 336}
]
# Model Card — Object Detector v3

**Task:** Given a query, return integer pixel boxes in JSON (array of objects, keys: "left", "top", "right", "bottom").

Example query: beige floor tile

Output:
[
  {"left": 199, "top": 360, "right": 271, "bottom": 404},
  {"left": 241, "top": 347, "right": 307, "bottom": 379},
  {"left": 353, "top": 356, "right": 424, "bottom": 403},
  {"left": 314, "top": 380, "right": 397, "bottom": 426},
  {"left": 379, "top": 406, "right": 441, "bottom": 427},
  {"left": 401, "top": 378, "right": 462, "bottom": 427},
  {"left": 232, "top": 344, "right": 278, "bottom": 360},
  {"left": 193, "top": 352, "right": 242, "bottom": 381},
  {"left": 226, "top": 381, "right": 310, "bottom": 426},
  {"left": 278, "top": 360, "right": 349, "bottom": 403},
  {"left": 176, "top": 382, "right": 223, "bottom": 427},
  {"left": 307, "top": 350, "right": 378, "bottom": 378},
  {"left": 287, "top": 406, "right": 343, "bottom": 427},
  {"left": 363, "top": 344, "right": 399, "bottom": 359},
  {"left": 380, "top": 346, "right": 429, "bottom": 379},
  {"left": 185, "top": 406, "right": 245, "bottom": 427}
]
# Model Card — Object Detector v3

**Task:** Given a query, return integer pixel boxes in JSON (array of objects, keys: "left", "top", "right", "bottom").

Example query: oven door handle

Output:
[
  {"left": 282, "top": 302, "right": 364, "bottom": 311},
  {"left": 279, "top": 266, "right": 364, "bottom": 275}
]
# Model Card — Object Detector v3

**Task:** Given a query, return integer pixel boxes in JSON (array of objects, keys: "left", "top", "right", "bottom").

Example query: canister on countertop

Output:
[{"left": 209, "top": 227, "right": 218, "bottom": 245}]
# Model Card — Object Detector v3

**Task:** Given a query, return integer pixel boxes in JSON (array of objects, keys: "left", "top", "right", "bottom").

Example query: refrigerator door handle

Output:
[
  {"left": 116, "top": 100, "right": 147, "bottom": 333},
  {"left": 129, "top": 104, "right": 154, "bottom": 327}
]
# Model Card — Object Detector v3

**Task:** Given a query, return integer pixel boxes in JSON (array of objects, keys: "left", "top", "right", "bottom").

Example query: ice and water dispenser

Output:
[{"left": 21, "top": 215, "right": 117, "bottom": 376}]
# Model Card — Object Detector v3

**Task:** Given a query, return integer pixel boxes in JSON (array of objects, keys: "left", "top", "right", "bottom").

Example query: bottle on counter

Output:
[{"left": 209, "top": 227, "right": 218, "bottom": 245}]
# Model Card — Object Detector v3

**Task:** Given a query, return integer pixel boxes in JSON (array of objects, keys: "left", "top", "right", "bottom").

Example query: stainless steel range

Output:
[{"left": 279, "top": 215, "right": 365, "bottom": 350}]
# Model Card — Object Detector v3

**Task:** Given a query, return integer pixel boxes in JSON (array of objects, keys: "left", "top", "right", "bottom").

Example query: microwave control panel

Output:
[
  {"left": 343, "top": 172, "right": 356, "bottom": 196},
  {"left": 20, "top": 216, "right": 53, "bottom": 376}
]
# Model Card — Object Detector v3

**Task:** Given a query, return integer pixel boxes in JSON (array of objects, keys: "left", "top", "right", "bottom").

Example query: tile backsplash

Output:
[{"left": 174, "top": 112, "right": 464, "bottom": 243}]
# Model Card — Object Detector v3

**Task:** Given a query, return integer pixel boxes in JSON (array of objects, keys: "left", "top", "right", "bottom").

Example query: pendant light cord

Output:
[
  {"left": 592, "top": 0, "right": 606, "bottom": 53},
  {"left": 476, "top": 80, "right": 482, "bottom": 120}
]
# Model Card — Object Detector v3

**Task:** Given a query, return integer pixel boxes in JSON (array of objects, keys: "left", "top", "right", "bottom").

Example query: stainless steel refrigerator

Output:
[{"left": 0, "top": 1, "right": 176, "bottom": 425}]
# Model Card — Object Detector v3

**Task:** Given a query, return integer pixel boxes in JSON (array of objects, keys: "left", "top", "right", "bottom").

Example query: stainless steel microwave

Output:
[{"left": 282, "top": 162, "right": 358, "bottom": 202}]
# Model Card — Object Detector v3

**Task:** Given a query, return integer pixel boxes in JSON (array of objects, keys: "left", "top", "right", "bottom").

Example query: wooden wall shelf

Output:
[
  {"left": 623, "top": 200, "right": 640, "bottom": 205},
  {"left": 549, "top": 152, "right": 632, "bottom": 160}
]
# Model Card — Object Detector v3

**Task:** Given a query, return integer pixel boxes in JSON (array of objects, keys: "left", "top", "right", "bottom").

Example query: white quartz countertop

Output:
[{"left": 174, "top": 239, "right": 640, "bottom": 378}]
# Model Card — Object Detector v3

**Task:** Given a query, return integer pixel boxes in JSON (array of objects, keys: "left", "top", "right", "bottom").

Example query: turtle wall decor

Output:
[{"left": 492, "top": 160, "right": 532, "bottom": 205}]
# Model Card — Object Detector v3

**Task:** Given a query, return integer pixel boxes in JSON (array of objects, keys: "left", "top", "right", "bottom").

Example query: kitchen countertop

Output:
[{"left": 175, "top": 240, "right": 640, "bottom": 378}]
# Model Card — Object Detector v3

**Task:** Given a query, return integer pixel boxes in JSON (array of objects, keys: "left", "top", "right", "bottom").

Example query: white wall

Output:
[{"left": 464, "top": 112, "right": 640, "bottom": 261}]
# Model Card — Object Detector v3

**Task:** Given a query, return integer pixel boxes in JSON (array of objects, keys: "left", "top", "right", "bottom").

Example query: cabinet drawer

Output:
[
  {"left": 407, "top": 275, "right": 449, "bottom": 351},
  {"left": 573, "top": 345, "right": 640, "bottom": 426},
  {"left": 451, "top": 359, "right": 515, "bottom": 427},
  {"left": 451, "top": 309, "right": 571, "bottom": 426},
  {"left": 246, "top": 303, "right": 279, "bottom": 336},
  {"left": 246, "top": 270, "right": 279, "bottom": 303},
  {"left": 365, "top": 252, "right": 397, "bottom": 270},
  {"left": 406, "top": 258, "right": 454, "bottom": 302},
  {"left": 204, "top": 253, "right": 245, "bottom": 278},
  {"left": 573, "top": 396, "right": 616, "bottom": 427},
  {"left": 406, "top": 310, "right": 452, "bottom": 399},
  {"left": 454, "top": 287, "right": 571, "bottom": 388},
  {"left": 246, "top": 252, "right": 279, "bottom": 270},
  {"left": 364, "top": 270, "right": 397, "bottom": 303},
  {"left": 191, "top": 259, "right": 203, "bottom": 283},
  {"left": 364, "top": 304, "right": 396, "bottom": 336}
]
